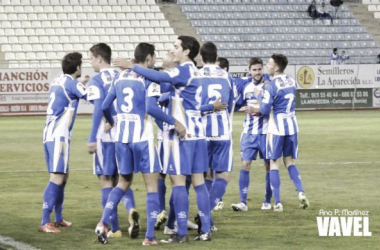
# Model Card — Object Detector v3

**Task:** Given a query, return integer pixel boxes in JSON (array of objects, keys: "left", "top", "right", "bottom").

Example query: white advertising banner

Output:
[
  {"left": 295, "top": 65, "right": 380, "bottom": 90},
  {"left": 1, "top": 65, "right": 379, "bottom": 116},
  {"left": 0, "top": 68, "right": 95, "bottom": 116}
]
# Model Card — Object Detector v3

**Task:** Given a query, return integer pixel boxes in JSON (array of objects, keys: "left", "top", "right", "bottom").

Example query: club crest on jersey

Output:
[
  {"left": 203, "top": 67, "right": 211, "bottom": 76},
  {"left": 245, "top": 92, "right": 255, "bottom": 99}
]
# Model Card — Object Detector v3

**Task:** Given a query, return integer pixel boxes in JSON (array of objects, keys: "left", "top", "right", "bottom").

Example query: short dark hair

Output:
[
  {"left": 271, "top": 53, "right": 288, "bottom": 73},
  {"left": 178, "top": 36, "right": 200, "bottom": 61},
  {"left": 249, "top": 57, "right": 263, "bottom": 68},
  {"left": 90, "top": 43, "right": 111, "bottom": 64},
  {"left": 333, "top": 48, "right": 338, "bottom": 53},
  {"left": 134, "top": 42, "right": 155, "bottom": 64},
  {"left": 62, "top": 52, "right": 82, "bottom": 74},
  {"left": 200, "top": 42, "right": 217, "bottom": 64},
  {"left": 217, "top": 57, "right": 229, "bottom": 72}
]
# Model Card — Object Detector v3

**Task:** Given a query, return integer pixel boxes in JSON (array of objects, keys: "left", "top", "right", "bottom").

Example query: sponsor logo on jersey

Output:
[{"left": 297, "top": 66, "right": 315, "bottom": 89}]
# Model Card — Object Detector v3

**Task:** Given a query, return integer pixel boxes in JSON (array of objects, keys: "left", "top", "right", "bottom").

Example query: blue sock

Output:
[
  {"left": 205, "top": 179, "right": 213, "bottom": 192},
  {"left": 41, "top": 182, "right": 60, "bottom": 225},
  {"left": 166, "top": 192, "right": 175, "bottom": 229},
  {"left": 209, "top": 178, "right": 227, "bottom": 210},
  {"left": 101, "top": 187, "right": 124, "bottom": 225},
  {"left": 146, "top": 192, "right": 160, "bottom": 241},
  {"left": 158, "top": 179, "right": 166, "bottom": 212},
  {"left": 173, "top": 186, "right": 188, "bottom": 237},
  {"left": 270, "top": 170, "right": 281, "bottom": 204},
  {"left": 288, "top": 165, "right": 304, "bottom": 192},
  {"left": 194, "top": 184, "right": 211, "bottom": 234},
  {"left": 109, "top": 206, "right": 120, "bottom": 232},
  {"left": 101, "top": 187, "right": 119, "bottom": 231},
  {"left": 239, "top": 169, "right": 250, "bottom": 204},
  {"left": 264, "top": 172, "right": 272, "bottom": 203},
  {"left": 121, "top": 188, "right": 136, "bottom": 213},
  {"left": 101, "top": 187, "right": 112, "bottom": 208},
  {"left": 54, "top": 181, "right": 66, "bottom": 223}
]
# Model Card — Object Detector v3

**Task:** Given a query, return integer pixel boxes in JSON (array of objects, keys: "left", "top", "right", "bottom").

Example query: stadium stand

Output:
[
  {"left": 0, "top": 0, "right": 176, "bottom": 68},
  {"left": 0, "top": 0, "right": 379, "bottom": 68},
  {"left": 363, "top": 0, "right": 380, "bottom": 18},
  {"left": 177, "top": 0, "right": 380, "bottom": 65}
]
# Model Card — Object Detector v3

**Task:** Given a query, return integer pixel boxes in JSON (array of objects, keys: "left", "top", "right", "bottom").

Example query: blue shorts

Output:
[
  {"left": 266, "top": 133, "right": 299, "bottom": 160},
  {"left": 240, "top": 133, "right": 268, "bottom": 162},
  {"left": 93, "top": 140, "right": 118, "bottom": 176},
  {"left": 207, "top": 140, "right": 233, "bottom": 173},
  {"left": 44, "top": 137, "right": 70, "bottom": 174},
  {"left": 116, "top": 140, "right": 161, "bottom": 175},
  {"left": 164, "top": 137, "right": 208, "bottom": 176}
]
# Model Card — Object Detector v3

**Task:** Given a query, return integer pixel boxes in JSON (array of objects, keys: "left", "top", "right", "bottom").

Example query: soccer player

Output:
[
  {"left": 114, "top": 36, "right": 212, "bottom": 242},
  {"left": 95, "top": 43, "right": 185, "bottom": 245},
  {"left": 216, "top": 57, "right": 229, "bottom": 72},
  {"left": 255, "top": 54, "right": 310, "bottom": 212},
  {"left": 198, "top": 42, "right": 234, "bottom": 231},
  {"left": 154, "top": 52, "right": 177, "bottom": 231},
  {"left": 39, "top": 52, "right": 87, "bottom": 233},
  {"left": 231, "top": 58, "right": 273, "bottom": 212},
  {"left": 86, "top": 43, "right": 139, "bottom": 239}
]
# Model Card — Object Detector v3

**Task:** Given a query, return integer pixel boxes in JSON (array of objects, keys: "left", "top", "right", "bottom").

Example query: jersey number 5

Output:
[{"left": 208, "top": 84, "right": 222, "bottom": 104}]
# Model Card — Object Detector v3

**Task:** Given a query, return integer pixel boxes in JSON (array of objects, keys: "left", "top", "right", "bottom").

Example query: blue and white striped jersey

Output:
[
  {"left": 166, "top": 62, "right": 205, "bottom": 140},
  {"left": 258, "top": 74, "right": 299, "bottom": 136},
  {"left": 133, "top": 62, "right": 206, "bottom": 140},
  {"left": 106, "top": 69, "right": 160, "bottom": 143},
  {"left": 43, "top": 74, "right": 87, "bottom": 142},
  {"left": 87, "top": 68, "right": 119, "bottom": 143},
  {"left": 199, "top": 65, "right": 234, "bottom": 140},
  {"left": 235, "top": 74, "right": 270, "bottom": 135}
]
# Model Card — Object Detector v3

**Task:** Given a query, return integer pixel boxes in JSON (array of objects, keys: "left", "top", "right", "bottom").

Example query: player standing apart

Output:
[{"left": 39, "top": 53, "right": 87, "bottom": 233}]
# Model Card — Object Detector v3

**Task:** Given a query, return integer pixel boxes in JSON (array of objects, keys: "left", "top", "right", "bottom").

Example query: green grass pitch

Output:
[{"left": 0, "top": 111, "right": 379, "bottom": 249}]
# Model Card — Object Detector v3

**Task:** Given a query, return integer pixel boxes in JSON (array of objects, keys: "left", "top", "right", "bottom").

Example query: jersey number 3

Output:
[{"left": 121, "top": 87, "right": 134, "bottom": 113}]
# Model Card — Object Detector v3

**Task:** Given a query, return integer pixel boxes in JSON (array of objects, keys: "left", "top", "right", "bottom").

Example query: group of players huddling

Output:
[{"left": 39, "top": 36, "right": 310, "bottom": 245}]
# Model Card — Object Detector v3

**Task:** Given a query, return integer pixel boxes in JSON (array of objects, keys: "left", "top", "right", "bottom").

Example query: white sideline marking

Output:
[{"left": 0, "top": 235, "right": 39, "bottom": 250}]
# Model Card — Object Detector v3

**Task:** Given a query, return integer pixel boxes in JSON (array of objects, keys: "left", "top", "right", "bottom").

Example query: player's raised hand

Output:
[
  {"left": 87, "top": 142, "right": 97, "bottom": 154},
  {"left": 104, "top": 122, "right": 113, "bottom": 133},
  {"left": 113, "top": 58, "right": 134, "bottom": 70},
  {"left": 213, "top": 97, "right": 228, "bottom": 111},
  {"left": 174, "top": 120, "right": 186, "bottom": 138}
]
